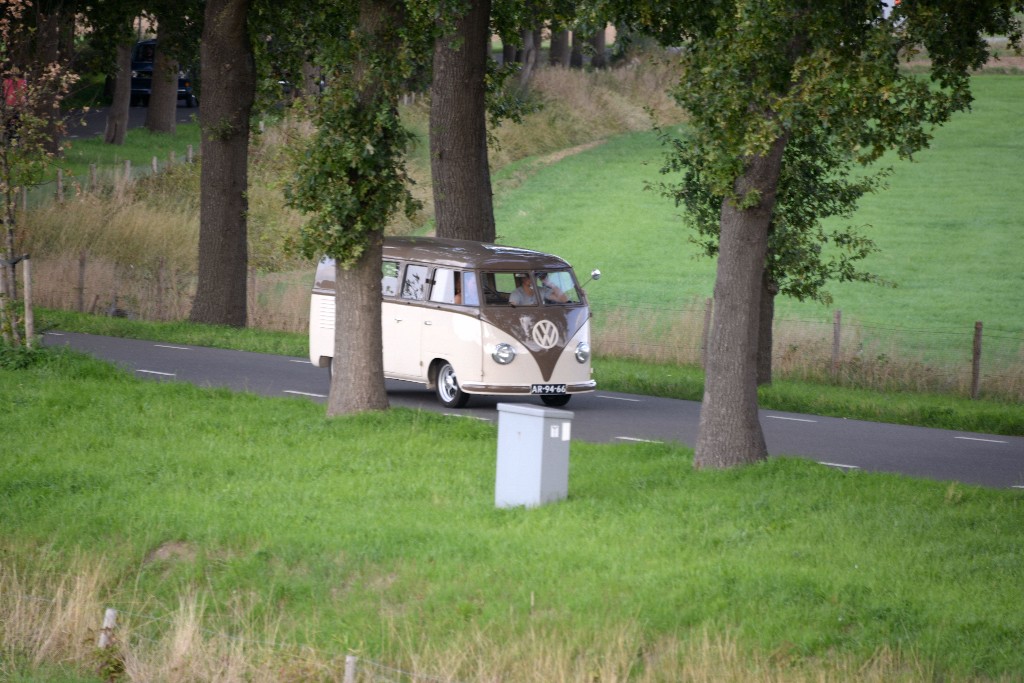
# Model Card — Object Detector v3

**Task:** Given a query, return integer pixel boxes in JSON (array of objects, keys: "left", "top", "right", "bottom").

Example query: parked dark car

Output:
[{"left": 130, "top": 40, "right": 196, "bottom": 107}]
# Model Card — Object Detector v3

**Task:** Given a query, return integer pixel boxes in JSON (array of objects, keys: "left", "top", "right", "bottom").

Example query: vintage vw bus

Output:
[{"left": 309, "top": 236, "right": 597, "bottom": 407}]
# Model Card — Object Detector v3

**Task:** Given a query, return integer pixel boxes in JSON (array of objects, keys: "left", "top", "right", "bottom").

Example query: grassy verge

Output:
[
  {"left": 2, "top": 350, "right": 1023, "bottom": 681},
  {"left": 37, "top": 308, "right": 1024, "bottom": 436},
  {"left": 59, "top": 122, "right": 203, "bottom": 183}
]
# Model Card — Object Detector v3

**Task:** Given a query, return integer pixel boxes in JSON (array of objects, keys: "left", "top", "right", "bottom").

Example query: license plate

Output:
[{"left": 531, "top": 384, "right": 567, "bottom": 395}]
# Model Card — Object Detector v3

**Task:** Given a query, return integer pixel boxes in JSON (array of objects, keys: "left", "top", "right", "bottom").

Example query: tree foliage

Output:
[
  {"left": 1, "top": 0, "right": 77, "bottom": 346},
  {"left": 286, "top": 2, "right": 427, "bottom": 267}
]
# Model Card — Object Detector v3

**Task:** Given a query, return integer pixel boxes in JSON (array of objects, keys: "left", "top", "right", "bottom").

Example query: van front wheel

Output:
[
  {"left": 541, "top": 395, "right": 571, "bottom": 407},
  {"left": 436, "top": 362, "right": 469, "bottom": 408}
]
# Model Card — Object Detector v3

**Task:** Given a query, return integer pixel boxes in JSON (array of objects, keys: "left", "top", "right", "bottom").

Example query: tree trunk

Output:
[
  {"left": 549, "top": 29, "right": 570, "bottom": 67},
  {"left": 590, "top": 27, "right": 607, "bottom": 69},
  {"left": 145, "top": 41, "right": 178, "bottom": 134},
  {"left": 517, "top": 28, "right": 538, "bottom": 89},
  {"left": 301, "top": 62, "right": 321, "bottom": 99},
  {"left": 501, "top": 34, "right": 517, "bottom": 65},
  {"left": 104, "top": 42, "right": 132, "bottom": 145},
  {"left": 757, "top": 271, "right": 779, "bottom": 386},
  {"left": 430, "top": 0, "right": 495, "bottom": 242},
  {"left": 325, "top": 0, "right": 405, "bottom": 416},
  {"left": 570, "top": 31, "right": 584, "bottom": 68},
  {"left": 694, "top": 133, "right": 788, "bottom": 469},
  {"left": 190, "top": 0, "right": 255, "bottom": 327},
  {"left": 330, "top": 237, "right": 389, "bottom": 415}
]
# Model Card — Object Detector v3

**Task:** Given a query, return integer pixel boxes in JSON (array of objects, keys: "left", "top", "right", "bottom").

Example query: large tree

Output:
[
  {"left": 288, "top": 0, "right": 422, "bottom": 415},
  {"left": 612, "top": 0, "right": 1022, "bottom": 468},
  {"left": 657, "top": 121, "right": 891, "bottom": 386},
  {"left": 189, "top": 0, "right": 256, "bottom": 327},
  {"left": 430, "top": 0, "right": 495, "bottom": 241}
]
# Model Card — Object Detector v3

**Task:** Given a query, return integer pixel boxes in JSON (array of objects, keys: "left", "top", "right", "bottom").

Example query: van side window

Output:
[
  {"left": 461, "top": 271, "right": 479, "bottom": 306},
  {"left": 429, "top": 269, "right": 480, "bottom": 306},
  {"left": 402, "top": 264, "right": 429, "bottom": 301},
  {"left": 382, "top": 261, "right": 399, "bottom": 297}
]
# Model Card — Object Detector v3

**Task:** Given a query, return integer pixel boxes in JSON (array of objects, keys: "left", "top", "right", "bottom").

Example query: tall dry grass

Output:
[
  {"left": 2, "top": 556, "right": 948, "bottom": 683},
  {"left": 489, "top": 54, "right": 686, "bottom": 169}
]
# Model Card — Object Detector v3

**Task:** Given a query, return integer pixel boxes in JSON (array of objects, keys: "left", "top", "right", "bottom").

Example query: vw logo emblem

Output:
[{"left": 532, "top": 320, "right": 560, "bottom": 349}]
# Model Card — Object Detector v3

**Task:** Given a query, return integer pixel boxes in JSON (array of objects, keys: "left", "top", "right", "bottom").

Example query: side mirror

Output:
[{"left": 583, "top": 269, "right": 601, "bottom": 287}]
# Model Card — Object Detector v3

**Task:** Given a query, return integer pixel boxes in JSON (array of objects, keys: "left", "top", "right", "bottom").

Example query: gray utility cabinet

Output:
[{"left": 494, "top": 403, "right": 574, "bottom": 508}]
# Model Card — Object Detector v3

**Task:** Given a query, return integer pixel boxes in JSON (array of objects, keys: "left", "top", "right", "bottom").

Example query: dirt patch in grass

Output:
[{"left": 144, "top": 541, "right": 198, "bottom": 565}]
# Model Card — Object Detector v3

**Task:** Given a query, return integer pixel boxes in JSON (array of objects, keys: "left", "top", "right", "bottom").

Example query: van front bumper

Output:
[{"left": 459, "top": 380, "right": 596, "bottom": 396}]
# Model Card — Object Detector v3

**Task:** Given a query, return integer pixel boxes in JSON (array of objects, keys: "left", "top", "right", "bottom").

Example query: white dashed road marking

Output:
[
  {"left": 615, "top": 436, "right": 663, "bottom": 444},
  {"left": 819, "top": 461, "right": 859, "bottom": 470},
  {"left": 154, "top": 344, "right": 191, "bottom": 351},
  {"left": 955, "top": 436, "right": 1008, "bottom": 444},
  {"left": 284, "top": 390, "right": 327, "bottom": 398},
  {"left": 598, "top": 395, "right": 641, "bottom": 402},
  {"left": 766, "top": 415, "right": 817, "bottom": 423},
  {"left": 136, "top": 369, "right": 175, "bottom": 377}
]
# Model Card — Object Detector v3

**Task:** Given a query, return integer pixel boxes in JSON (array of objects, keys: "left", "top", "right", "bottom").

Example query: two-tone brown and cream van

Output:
[{"left": 309, "top": 236, "right": 597, "bottom": 407}]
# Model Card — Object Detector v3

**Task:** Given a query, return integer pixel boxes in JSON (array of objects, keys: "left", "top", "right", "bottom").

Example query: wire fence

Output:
[
  {"left": 592, "top": 298, "right": 1024, "bottom": 401},
  {"left": 20, "top": 254, "right": 1023, "bottom": 402},
  {"left": 17, "top": 145, "right": 197, "bottom": 211}
]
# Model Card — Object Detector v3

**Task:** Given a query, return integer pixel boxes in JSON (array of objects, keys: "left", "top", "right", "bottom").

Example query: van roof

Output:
[{"left": 383, "top": 236, "right": 572, "bottom": 271}]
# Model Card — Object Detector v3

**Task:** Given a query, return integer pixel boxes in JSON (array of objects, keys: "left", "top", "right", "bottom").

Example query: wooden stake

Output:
[
  {"left": 343, "top": 655, "right": 358, "bottom": 683},
  {"left": 971, "top": 321, "right": 983, "bottom": 400},
  {"left": 98, "top": 608, "right": 117, "bottom": 648},
  {"left": 23, "top": 256, "right": 33, "bottom": 347},
  {"left": 831, "top": 310, "right": 842, "bottom": 379}
]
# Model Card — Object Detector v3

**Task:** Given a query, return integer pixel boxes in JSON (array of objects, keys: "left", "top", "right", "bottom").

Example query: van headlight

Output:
[
  {"left": 492, "top": 343, "right": 516, "bottom": 365},
  {"left": 575, "top": 342, "right": 591, "bottom": 363}
]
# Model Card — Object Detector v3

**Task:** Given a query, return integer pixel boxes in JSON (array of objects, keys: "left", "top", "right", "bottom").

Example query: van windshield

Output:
[{"left": 482, "top": 270, "right": 581, "bottom": 307}]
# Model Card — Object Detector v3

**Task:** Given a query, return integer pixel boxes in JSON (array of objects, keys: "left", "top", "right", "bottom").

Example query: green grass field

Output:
[
  {"left": 493, "top": 75, "right": 1024, "bottom": 338},
  {"left": 3, "top": 350, "right": 1024, "bottom": 681}
]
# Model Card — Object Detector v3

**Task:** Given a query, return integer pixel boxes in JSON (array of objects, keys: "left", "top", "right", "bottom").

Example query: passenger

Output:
[{"left": 509, "top": 274, "right": 537, "bottom": 306}]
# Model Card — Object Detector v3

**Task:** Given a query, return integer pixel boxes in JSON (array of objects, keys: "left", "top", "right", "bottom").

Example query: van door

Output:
[
  {"left": 382, "top": 262, "right": 428, "bottom": 380},
  {"left": 421, "top": 268, "right": 484, "bottom": 384}
]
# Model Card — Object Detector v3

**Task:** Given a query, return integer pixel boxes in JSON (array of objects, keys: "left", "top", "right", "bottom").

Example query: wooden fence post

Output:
[
  {"left": 700, "top": 297, "right": 713, "bottom": 370},
  {"left": 124, "top": 159, "right": 132, "bottom": 182},
  {"left": 77, "top": 250, "right": 87, "bottom": 312},
  {"left": 971, "top": 321, "right": 983, "bottom": 400},
  {"left": 151, "top": 156, "right": 159, "bottom": 174},
  {"left": 187, "top": 144, "right": 194, "bottom": 163},
  {"left": 97, "top": 608, "right": 118, "bottom": 648},
  {"left": 343, "top": 655, "right": 358, "bottom": 683},
  {"left": 156, "top": 257, "right": 166, "bottom": 321},
  {"left": 169, "top": 150, "right": 176, "bottom": 166},
  {"left": 831, "top": 310, "right": 842, "bottom": 379},
  {"left": 23, "top": 256, "right": 33, "bottom": 347},
  {"left": 56, "top": 169, "right": 64, "bottom": 203},
  {"left": 89, "top": 163, "right": 98, "bottom": 193}
]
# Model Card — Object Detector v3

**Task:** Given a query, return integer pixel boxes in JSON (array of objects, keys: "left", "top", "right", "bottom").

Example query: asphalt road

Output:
[{"left": 43, "top": 331, "right": 1024, "bottom": 490}]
